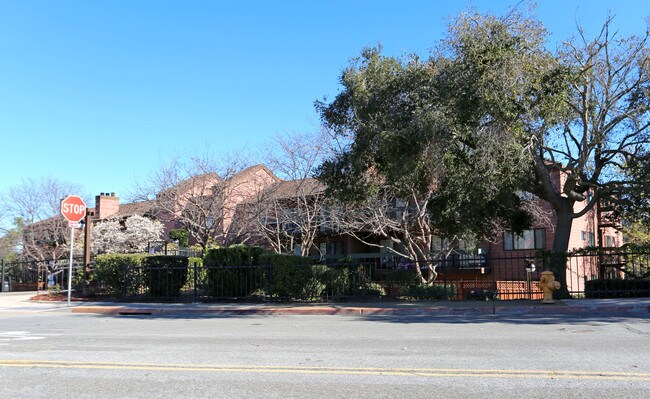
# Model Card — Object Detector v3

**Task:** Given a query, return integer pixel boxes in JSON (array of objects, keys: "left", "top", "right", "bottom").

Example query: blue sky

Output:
[{"left": 0, "top": 0, "right": 647, "bottom": 202}]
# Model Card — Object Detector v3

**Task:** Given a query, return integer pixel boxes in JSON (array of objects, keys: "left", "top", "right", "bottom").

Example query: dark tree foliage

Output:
[
  {"left": 316, "top": 14, "right": 543, "bottom": 244},
  {"left": 317, "top": 6, "right": 650, "bottom": 295}
]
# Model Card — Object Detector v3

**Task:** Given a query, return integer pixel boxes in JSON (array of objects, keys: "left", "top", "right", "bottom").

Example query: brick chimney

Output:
[{"left": 95, "top": 192, "right": 120, "bottom": 220}]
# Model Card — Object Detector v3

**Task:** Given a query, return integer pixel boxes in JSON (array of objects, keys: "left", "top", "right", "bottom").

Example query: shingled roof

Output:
[
  {"left": 111, "top": 199, "right": 159, "bottom": 219},
  {"left": 260, "top": 178, "right": 326, "bottom": 200},
  {"left": 158, "top": 172, "right": 222, "bottom": 198},
  {"left": 226, "top": 164, "right": 280, "bottom": 187}
]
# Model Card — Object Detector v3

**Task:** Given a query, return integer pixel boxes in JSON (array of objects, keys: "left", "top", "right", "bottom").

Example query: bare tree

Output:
[
  {"left": 132, "top": 150, "right": 278, "bottom": 249},
  {"left": 327, "top": 185, "right": 447, "bottom": 283},
  {"left": 247, "top": 178, "right": 329, "bottom": 257},
  {"left": 242, "top": 130, "right": 335, "bottom": 256},
  {"left": 133, "top": 153, "right": 225, "bottom": 249},
  {"left": 0, "top": 177, "right": 86, "bottom": 262},
  {"left": 528, "top": 17, "right": 650, "bottom": 253}
]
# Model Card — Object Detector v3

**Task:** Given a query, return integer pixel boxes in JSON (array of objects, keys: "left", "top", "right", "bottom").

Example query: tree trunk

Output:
[{"left": 550, "top": 201, "right": 573, "bottom": 299}]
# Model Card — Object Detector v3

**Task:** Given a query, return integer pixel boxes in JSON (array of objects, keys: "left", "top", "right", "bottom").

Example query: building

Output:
[
  {"left": 20, "top": 162, "right": 623, "bottom": 299},
  {"left": 236, "top": 168, "right": 623, "bottom": 298}
]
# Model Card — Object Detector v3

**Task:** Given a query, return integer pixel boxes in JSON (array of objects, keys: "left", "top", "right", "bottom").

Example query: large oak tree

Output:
[{"left": 317, "top": 7, "right": 650, "bottom": 295}]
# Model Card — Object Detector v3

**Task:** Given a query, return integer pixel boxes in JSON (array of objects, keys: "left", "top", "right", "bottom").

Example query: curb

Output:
[
  {"left": 71, "top": 304, "right": 650, "bottom": 317},
  {"left": 71, "top": 306, "right": 494, "bottom": 316}
]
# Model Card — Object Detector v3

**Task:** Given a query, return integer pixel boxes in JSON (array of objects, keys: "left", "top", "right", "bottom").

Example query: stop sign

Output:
[{"left": 60, "top": 195, "right": 87, "bottom": 223}]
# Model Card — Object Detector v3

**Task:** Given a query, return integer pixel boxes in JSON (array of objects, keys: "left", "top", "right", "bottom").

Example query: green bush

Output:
[
  {"left": 307, "top": 258, "right": 379, "bottom": 299},
  {"left": 358, "top": 281, "right": 386, "bottom": 297},
  {"left": 93, "top": 254, "right": 145, "bottom": 298},
  {"left": 206, "top": 245, "right": 266, "bottom": 266},
  {"left": 263, "top": 254, "right": 322, "bottom": 300},
  {"left": 402, "top": 283, "right": 455, "bottom": 300},
  {"left": 585, "top": 279, "right": 650, "bottom": 298},
  {"left": 142, "top": 256, "right": 189, "bottom": 298},
  {"left": 186, "top": 257, "right": 206, "bottom": 288},
  {"left": 320, "top": 265, "right": 353, "bottom": 298},
  {"left": 382, "top": 269, "right": 421, "bottom": 286},
  {"left": 204, "top": 245, "right": 268, "bottom": 297},
  {"left": 169, "top": 229, "right": 189, "bottom": 247},
  {"left": 72, "top": 266, "right": 86, "bottom": 292}
]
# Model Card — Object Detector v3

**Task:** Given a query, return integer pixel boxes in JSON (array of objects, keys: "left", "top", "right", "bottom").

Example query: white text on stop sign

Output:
[{"left": 62, "top": 203, "right": 86, "bottom": 215}]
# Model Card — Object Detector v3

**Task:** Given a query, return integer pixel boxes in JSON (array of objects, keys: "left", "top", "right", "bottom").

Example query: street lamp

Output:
[{"left": 525, "top": 258, "right": 536, "bottom": 299}]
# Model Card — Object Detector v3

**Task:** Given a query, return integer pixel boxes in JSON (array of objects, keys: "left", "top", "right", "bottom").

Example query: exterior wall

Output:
[
  {"left": 222, "top": 166, "right": 281, "bottom": 240},
  {"left": 157, "top": 213, "right": 181, "bottom": 242},
  {"left": 346, "top": 237, "right": 371, "bottom": 254},
  {"left": 317, "top": 167, "right": 622, "bottom": 297},
  {"left": 460, "top": 170, "right": 622, "bottom": 292},
  {"left": 168, "top": 173, "right": 222, "bottom": 216}
]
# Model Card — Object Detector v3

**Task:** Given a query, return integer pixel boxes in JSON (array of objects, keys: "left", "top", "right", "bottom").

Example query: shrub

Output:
[
  {"left": 141, "top": 256, "right": 189, "bottom": 298},
  {"left": 169, "top": 229, "right": 189, "bottom": 247},
  {"left": 263, "top": 254, "right": 322, "bottom": 300},
  {"left": 402, "top": 283, "right": 455, "bottom": 300},
  {"left": 465, "top": 288, "right": 498, "bottom": 301},
  {"left": 382, "top": 269, "right": 420, "bottom": 287},
  {"left": 358, "top": 281, "right": 386, "bottom": 297},
  {"left": 320, "top": 264, "right": 353, "bottom": 299},
  {"left": 93, "top": 254, "right": 145, "bottom": 298},
  {"left": 319, "top": 259, "right": 384, "bottom": 299},
  {"left": 204, "top": 246, "right": 268, "bottom": 297},
  {"left": 585, "top": 279, "right": 650, "bottom": 298},
  {"left": 185, "top": 257, "right": 206, "bottom": 288}
]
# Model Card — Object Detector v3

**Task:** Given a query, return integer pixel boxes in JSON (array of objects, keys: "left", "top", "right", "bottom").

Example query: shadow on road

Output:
[
  {"left": 358, "top": 312, "right": 650, "bottom": 325},
  {"left": 80, "top": 309, "right": 650, "bottom": 325}
]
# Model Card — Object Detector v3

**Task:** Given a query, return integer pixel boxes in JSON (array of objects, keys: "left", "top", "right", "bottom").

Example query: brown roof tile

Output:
[{"left": 261, "top": 178, "right": 326, "bottom": 200}]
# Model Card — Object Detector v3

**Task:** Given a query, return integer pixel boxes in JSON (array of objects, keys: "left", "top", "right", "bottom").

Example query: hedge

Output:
[
  {"left": 204, "top": 246, "right": 268, "bottom": 297},
  {"left": 186, "top": 256, "right": 205, "bottom": 288},
  {"left": 402, "top": 283, "right": 456, "bottom": 300},
  {"left": 93, "top": 254, "right": 146, "bottom": 298},
  {"left": 141, "top": 255, "right": 189, "bottom": 298},
  {"left": 202, "top": 247, "right": 366, "bottom": 300},
  {"left": 94, "top": 254, "right": 192, "bottom": 299},
  {"left": 585, "top": 279, "right": 650, "bottom": 298},
  {"left": 262, "top": 253, "right": 321, "bottom": 300}
]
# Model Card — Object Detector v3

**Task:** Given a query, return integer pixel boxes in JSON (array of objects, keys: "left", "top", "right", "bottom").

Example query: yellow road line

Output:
[{"left": 1, "top": 359, "right": 648, "bottom": 381}]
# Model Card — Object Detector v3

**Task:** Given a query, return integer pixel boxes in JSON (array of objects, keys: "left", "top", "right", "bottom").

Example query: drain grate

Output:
[{"left": 117, "top": 311, "right": 153, "bottom": 316}]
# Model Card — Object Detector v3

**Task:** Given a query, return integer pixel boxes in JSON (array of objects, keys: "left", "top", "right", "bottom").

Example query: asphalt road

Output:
[{"left": 1, "top": 308, "right": 649, "bottom": 398}]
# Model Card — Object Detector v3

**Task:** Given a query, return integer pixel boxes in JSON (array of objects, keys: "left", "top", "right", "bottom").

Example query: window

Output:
[
  {"left": 431, "top": 236, "right": 467, "bottom": 252},
  {"left": 379, "top": 239, "right": 394, "bottom": 253},
  {"left": 605, "top": 235, "right": 615, "bottom": 247},
  {"left": 431, "top": 236, "right": 445, "bottom": 252},
  {"left": 206, "top": 216, "right": 216, "bottom": 229},
  {"left": 504, "top": 229, "right": 546, "bottom": 250},
  {"left": 581, "top": 231, "right": 596, "bottom": 246},
  {"left": 319, "top": 241, "right": 344, "bottom": 255}
]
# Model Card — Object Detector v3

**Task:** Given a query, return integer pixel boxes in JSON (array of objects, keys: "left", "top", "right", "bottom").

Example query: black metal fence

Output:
[
  {"left": 146, "top": 241, "right": 204, "bottom": 258},
  {"left": 4, "top": 248, "right": 650, "bottom": 302},
  {"left": 108, "top": 261, "right": 454, "bottom": 303},
  {"left": 1, "top": 257, "right": 85, "bottom": 293},
  {"left": 83, "top": 248, "right": 650, "bottom": 303}
]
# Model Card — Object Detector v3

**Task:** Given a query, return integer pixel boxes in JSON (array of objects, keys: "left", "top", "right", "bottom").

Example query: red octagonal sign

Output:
[{"left": 60, "top": 195, "right": 87, "bottom": 223}]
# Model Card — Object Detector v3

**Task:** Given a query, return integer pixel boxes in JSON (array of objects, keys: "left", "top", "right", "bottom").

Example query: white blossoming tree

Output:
[{"left": 91, "top": 215, "right": 164, "bottom": 254}]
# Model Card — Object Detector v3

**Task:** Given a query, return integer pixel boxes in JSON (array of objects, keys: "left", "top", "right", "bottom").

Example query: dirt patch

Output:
[{"left": 30, "top": 292, "right": 108, "bottom": 302}]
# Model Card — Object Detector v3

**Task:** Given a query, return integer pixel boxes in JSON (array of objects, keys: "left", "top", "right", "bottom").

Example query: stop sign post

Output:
[{"left": 60, "top": 195, "right": 87, "bottom": 306}]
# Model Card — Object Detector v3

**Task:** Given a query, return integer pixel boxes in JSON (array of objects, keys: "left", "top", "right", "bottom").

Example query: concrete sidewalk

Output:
[
  {"left": 2, "top": 291, "right": 650, "bottom": 317},
  {"left": 0, "top": 291, "right": 72, "bottom": 312}
]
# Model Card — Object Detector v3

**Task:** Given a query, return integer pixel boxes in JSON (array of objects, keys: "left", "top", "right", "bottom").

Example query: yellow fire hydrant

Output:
[{"left": 538, "top": 271, "right": 560, "bottom": 304}]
